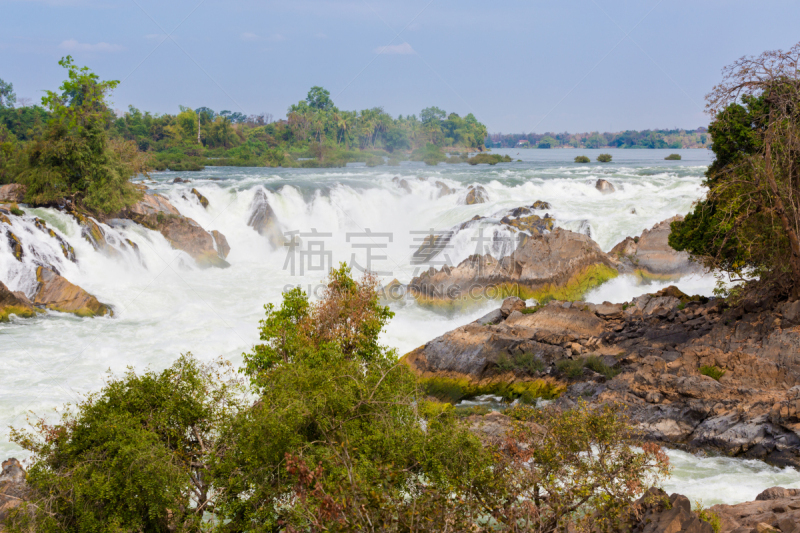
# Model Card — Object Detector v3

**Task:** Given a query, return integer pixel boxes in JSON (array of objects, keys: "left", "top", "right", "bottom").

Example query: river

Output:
[{"left": 2, "top": 147, "right": 798, "bottom": 504}]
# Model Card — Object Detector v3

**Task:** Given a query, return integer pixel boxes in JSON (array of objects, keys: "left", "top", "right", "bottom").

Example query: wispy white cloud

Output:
[
  {"left": 374, "top": 42, "right": 414, "bottom": 55},
  {"left": 240, "top": 32, "right": 261, "bottom": 42},
  {"left": 59, "top": 39, "right": 124, "bottom": 52}
]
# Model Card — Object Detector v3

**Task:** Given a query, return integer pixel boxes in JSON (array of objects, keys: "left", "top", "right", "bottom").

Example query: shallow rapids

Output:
[{"left": 3, "top": 148, "right": 796, "bottom": 502}]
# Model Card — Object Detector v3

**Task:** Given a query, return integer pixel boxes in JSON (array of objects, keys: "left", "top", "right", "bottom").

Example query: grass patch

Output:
[
  {"left": 496, "top": 352, "right": 546, "bottom": 376},
  {"left": 9, "top": 203, "right": 24, "bottom": 216},
  {"left": 700, "top": 365, "right": 725, "bottom": 381},
  {"left": 556, "top": 356, "right": 619, "bottom": 380},
  {"left": 418, "top": 376, "right": 565, "bottom": 405}
]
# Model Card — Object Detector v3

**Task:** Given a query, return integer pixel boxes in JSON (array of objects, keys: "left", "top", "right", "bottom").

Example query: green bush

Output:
[
  {"left": 574, "top": 155, "right": 590, "bottom": 163},
  {"left": 556, "top": 358, "right": 586, "bottom": 378},
  {"left": 557, "top": 356, "right": 619, "bottom": 380},
  {"left": 468, "top": 153, "right": 512, "bottom": 165},
  {"left": 597, "top": 153, "right": 612, "bottom": 163},
  {"left": 664, "top": 153, "right": 682, "bottom": 160},
  {"left": 700, "top": 365, "right": 726, "bottom": 381}
]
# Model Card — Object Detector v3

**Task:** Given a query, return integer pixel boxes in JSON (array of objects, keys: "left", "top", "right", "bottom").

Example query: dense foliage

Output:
[
  {"left": 8, "top": 265, "right": 670, "bottom": 532},
  {"left": 5, "top": 57, "right": 144, "bottom": 213},
  {"left": 487, "top": 128, "right": 708, "bottom": 149},
  {"left": 670, "top": 41, "right": 800, "bottom": 296}
]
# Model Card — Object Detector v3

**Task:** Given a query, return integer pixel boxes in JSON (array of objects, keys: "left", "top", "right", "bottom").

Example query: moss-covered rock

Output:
[
  {"left": 33, "top": 266, "right": 112, "bottom": 317},
  {"left": 0, "top": 281, "right": 41, "bottom": 322},
  {"left": 191, "top": 188, "right": 209, "bottom": 208}
]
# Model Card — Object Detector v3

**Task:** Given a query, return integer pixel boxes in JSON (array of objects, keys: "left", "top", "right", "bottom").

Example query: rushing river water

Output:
[{"left": 2, "top": 147, "right": 799, "bottom": 502}]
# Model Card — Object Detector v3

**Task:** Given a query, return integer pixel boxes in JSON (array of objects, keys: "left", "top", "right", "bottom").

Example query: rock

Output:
[
  {"left": 32, "top": 217, "right": 75, "bottom": 262},
  {"left": 33, "top": 266, "right": 112, "bottom": 317},
  {"left": 0, "top": 280, "right": 40, "bottom": 322},
  {"left": 474, "top": 308, "right": 503, "bottom": 326},
  {"left": 125, "top": 192, "right": 229, "bottom": 268},
  {"left": 392, "top": 177, "right": 412, "bottom": 193},
  {"left": 756, "top": 487, "right": 800, "bottom": 500},
  {"left": 0, "top": 458, "right": 29, "bottom": 523},
  {"left": 465, "top": 185, "right": 488, "bottom": 205},
  {"left": 411, "top": 232, "right": 454, "bottom": 264},
  {"left": 172, "top": 177, "right": 190, "bottom": 184},
  {"left": 500, "top": 296, "right": 526, "bottom": 317},
  {"left": 191, "top": 188, "right": 209, "bottom": 208},
  {"left": 0, "top": 183, "right": 25, "bottom": 203},
  {"left": 531, "top": 200, "right": 552, "bottom": 210},
  {"left": 247, "top": 188, "right": 284, "bottom": 247},
  {"left": 409, "top": 228, "right": 617, "bottom": 305},
  {"left": 595, "top": 301, "right": 624, "bottom": 319},
  {"left": 435, "top": 181, "right": 453, "bottom": 197},
  {"left": 72, "top": 211, "right": 134, "bottom": 259},
  {"left": 211, "top": 230, "right": 230, "bottom": 259},
  {"left": 610, "top": 216, "right": 704, "bottom": 280},
  {"left": 595, "top": 179, "right": 615, "bottom": 194}
]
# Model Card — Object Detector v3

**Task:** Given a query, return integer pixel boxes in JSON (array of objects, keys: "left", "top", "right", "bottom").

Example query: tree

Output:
[
  {"left": 305, "top": 86, "right": 335, "bottom": 111},
  {"left": 8, "top": 355, "right": 243, "bottom": 532},
  {"left": 16, "top": 56, "right": 145, "bottom": 214},
  {"left": 670, "top": 41, "right": 800, "bottom": 296},
  {"left": 0, "top": 78, "right": 16, "bottom": 108},
  {"left": 420, "top": 105, "right": 446, "bottom": 124}
]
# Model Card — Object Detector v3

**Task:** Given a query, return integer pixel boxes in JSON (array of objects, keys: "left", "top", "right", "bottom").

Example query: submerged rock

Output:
[
  {"left": 435, "top": 181, "right": 453, "bottom": 197},
  {"left": 191, "top": 188, "right": 209, "bottom": 208},
  {"left": 0, "top": 281, "right": 40, "bottom": 322},
  {"left": 595, "top": 179, "right": 616, "bottom": 194},
  {"left": 247, "top": 188, "right": 284, "bottom": 248},
  {"left": 33, "top": 266, "right": 112, "bottom": 317},
  {"left": 211, "top": 230, "right": 230, "bottom": 259},
  {"left": 465, "top": 185, "right": 488, "bottom": 205},
  {"left": 610, "top": 216, "right": 704, "bottom": 280}
]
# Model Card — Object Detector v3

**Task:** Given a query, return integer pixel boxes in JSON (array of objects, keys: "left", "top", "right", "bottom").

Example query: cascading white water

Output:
[{"left": 2, "top": 148, "right": 796, "bottom": 503}]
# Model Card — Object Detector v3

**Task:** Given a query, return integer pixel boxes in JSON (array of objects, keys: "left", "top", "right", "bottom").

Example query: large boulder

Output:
[
  {"left": 0, "top": 280, "right": 40, "bottom": 322},
  {"left": 247, "top": 188, "right": 284, "bottom": 247},
  {"left": 409, "top": 228, "right": 617, "bottom": 306},
  {"left": 33, "top": 266, "right": 112, "bottom": 317},
  {"left": 610, "top": 216, "right": 704, "bottom": 280},
  {"left": 125, "top": 192, "right": 230, "bottom": 268}
]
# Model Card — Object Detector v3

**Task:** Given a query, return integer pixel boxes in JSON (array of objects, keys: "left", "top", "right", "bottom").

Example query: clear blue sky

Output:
[{"left": 2, "top": 0, "right": 799, "bottom": 133}]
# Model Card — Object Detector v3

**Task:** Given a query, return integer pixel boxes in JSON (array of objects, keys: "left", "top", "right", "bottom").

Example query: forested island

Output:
[{"left": 488, "top": 128, "right": 709, "bottom": 149}]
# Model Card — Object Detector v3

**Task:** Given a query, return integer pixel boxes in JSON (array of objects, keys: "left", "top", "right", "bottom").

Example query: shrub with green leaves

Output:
[
  {"left": 597, "top": 153, "right": 612, "bottom": 163},
  {"left": 574, "top": 155, "right": 590, "bottom": 163},
  {"left": 664, "top": 153, "right": 682, "bottom": 160}
]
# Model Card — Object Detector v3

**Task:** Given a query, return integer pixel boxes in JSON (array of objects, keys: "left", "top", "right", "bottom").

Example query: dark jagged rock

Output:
[{"left": 247, "top": 188, "right": 284, "bottom": 247}]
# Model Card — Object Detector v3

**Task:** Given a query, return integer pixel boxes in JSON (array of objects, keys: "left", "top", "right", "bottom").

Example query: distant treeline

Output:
[
  {"left": 487, "top": 128, "right": 709, "bottom": 149},
  {"left": 1, "top": 80, "right": 489, "bottom": 172}
]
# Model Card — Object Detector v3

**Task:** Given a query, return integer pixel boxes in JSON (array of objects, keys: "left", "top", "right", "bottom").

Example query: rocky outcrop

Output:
[
  {"left": 0, "top": 281, "right": 40, "bottom": 322},
  {"left": 435, "top": 181, "right": 453, "bottom": 197},
  {"left": 709, "top": 486, "right": 800, "bottom": 532},
  {"left": 611, "top": 216, "right": 704, "bottom": 280},
  {"left": 622, "top": 487, "right": 714, "bottom": 533},
  {"left": 247, "top": 188, "right": 284, "bottom": 247},
  {"left": 404, "top": 282, "right": 800, "bottom": 467},
  {"left": 409, "top": 228, "right": 617, "bottom": 305},
  {"left": 596, "top": 179, "right": 616, "bottom": 194},
  {"left": 465, "top": 185, "right": 488, "bottom": 205},
  {"left": 211, "top": 230, "right": 230, "bottom": 259},
  {"left": 0, "top": 184, "right": 25, "bottom": 203},
  {"left": 33, "top": 267, "right": 112, "bottom": 317},
  {"left": 126, "top": 192, "right": 230, "bottom": 268},
  {"left": 0, "top": 458, "right": 28, "bottom": 525},
  {"left": 392, "top": 177, "right": 413, "bottom": 193}
]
